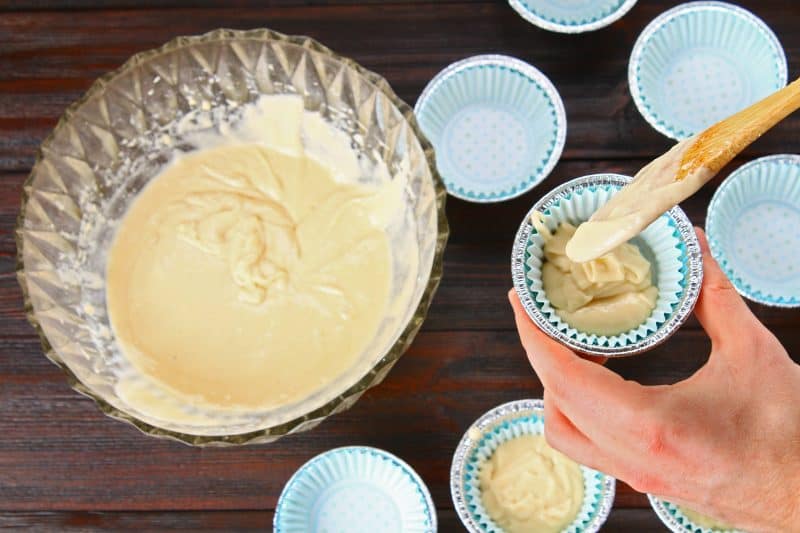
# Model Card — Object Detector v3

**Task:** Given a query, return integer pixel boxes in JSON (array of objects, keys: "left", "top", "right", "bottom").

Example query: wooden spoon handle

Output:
[{"left": 676, "top": 77, "right": 800, "bottom": 181}]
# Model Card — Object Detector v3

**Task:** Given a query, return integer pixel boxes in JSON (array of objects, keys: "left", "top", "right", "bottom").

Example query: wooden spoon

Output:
[
  {"left": 565, "top": 77, "right": 800, "bottom": 263},
  {"left": 676, "top": 76, "right": 800, "bottom": 181}
]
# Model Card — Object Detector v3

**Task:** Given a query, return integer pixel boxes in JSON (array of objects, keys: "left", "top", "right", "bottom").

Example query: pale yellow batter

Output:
[
  {"left": 566, "top": 138, "right": 712, "bottom": 262},
  {"left": 106, "top": 139, "right": 400, "bottom": 410},
  {"left": 679, "top": 506, "right": 734, "bottom": 531},
  {"left": 479, "top": 435, "right": 584, "bottom": 533},
  {"left": 534, "top": 215, "right": 658, "bottom": 336}
]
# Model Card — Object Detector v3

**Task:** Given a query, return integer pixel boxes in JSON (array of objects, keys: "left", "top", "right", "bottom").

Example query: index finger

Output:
[{"left": 508, "top": 289, "right": 648, "bottom": 432}]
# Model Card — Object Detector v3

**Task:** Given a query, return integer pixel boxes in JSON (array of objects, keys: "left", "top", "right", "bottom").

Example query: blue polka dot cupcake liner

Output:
[
  {"left": 648, "top": 495, "right": 745, "bottom": 533},
  {"left": 511, "top": 174, "right": 703, "bottom": 357},
  {"left": 629, "top": 1, "right": 787, "bottom": 140},
  {"left": 509, "top": 0, "right": 639, "bottom": 33},
  {"left": 274, "top": 446, "right": 436, "bottom": 533},
  {"left": 415, "top": 54, "right": 566, "bottom": 203},
  {"left": 451, "top": 399, "right": 615, "bottom": 532},
  {"left": 706, "top": 154, "right": 800, "bottom": 308}
]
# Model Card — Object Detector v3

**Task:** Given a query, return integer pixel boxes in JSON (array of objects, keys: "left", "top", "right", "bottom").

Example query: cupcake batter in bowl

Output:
[{"left": 107, "top": 95, "right": 408, "bottom": 413}]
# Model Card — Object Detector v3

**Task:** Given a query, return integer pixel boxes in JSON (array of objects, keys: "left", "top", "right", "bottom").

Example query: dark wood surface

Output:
[
  {"left": 0, "top": 509, "right": 662, "bottom": 531},
  {"left": 1, "top": 1, "right": 799, "bottom": 531}
]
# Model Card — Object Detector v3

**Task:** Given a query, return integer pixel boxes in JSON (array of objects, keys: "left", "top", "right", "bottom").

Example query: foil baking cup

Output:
[
  {"left": 451, "top": 399, "right": 615, "bottom": 533},
  {"left": 706, "top": 154, "right": 800, "bottom": 307},
  {"left": 630, "top": 1, "right": 787, "bottom": 140},
  {"left": 511, "top": 174, "right": 703, "bottom": 357},
  {"left": 275, "top": 446, "right": 437, "bottom": 533},
  {"left": 648, "top": 495, "right": 745, "bottom": 533},
  {"left": 415, "top": 54, "right": 566, "bottom": 202},
  {"left": 509, "top": 0, "right": 639, "bottom": 33}
]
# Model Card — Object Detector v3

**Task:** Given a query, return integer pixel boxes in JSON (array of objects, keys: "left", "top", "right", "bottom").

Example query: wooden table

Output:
[{"left": 1, "top": 1, "right": 798, "bottom": 530}]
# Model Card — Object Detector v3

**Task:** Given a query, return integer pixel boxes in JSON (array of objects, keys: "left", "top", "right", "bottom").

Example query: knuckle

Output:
[
  {"left": 544, "top": 372, "right": 568, "bottom": 401},
  {"left": 640, "top": 419, "right": 672, "bottom": 457},
  {"left": 705, "top": 279, "right": 737, "bottom": 297},
  {"left": 703, "top": 283, "right": 743, "bottom": 318},
  {"left": 561, "top": 355, "right": 585, "bottom": 379},
  {"left": 547, "top": 357, "right": 582, "bottom": 399},
  {"left": 544, "top": 418, "right": 566, "bottom": 447},
  {"left": 543, "top": 423, "right": 562, "bottom": 451}
]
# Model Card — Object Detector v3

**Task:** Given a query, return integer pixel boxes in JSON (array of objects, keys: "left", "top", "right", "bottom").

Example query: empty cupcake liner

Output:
[
  {"left": 648, "top": 495, "right": 744, "bottom": 533},
  {"left": 451, "top": 399, "right": 615, "bottom": 533},
  {"left": 511, "top": 174, "right": 703, "bottom": 356},
  {"left": 706, "top": 154, "right": 800, "bottom": 307},
  {"left": 509, "top": 0, "right": 639, "bottom": 33},
  {"left": 630, "top": 1, "right": 787, "bottom": 140},
  {"left": 415, "top": 55, "right": 566, "bottom": 202},
  {"left": 274, "top": 446, "right": 436, "bottom": 533}
]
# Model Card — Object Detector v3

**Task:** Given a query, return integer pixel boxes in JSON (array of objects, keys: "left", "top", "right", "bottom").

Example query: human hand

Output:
[{"left": 508, "top": 228, "right": 800, "bottom": 532}]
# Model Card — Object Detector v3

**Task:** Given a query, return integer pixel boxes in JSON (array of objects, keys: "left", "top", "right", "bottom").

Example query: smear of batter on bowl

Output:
[
  {"left": 479, "top": 434, "right": 584, "bottom": 533},
  {"left": 533, "top": 213, "right": 658, "bottom": 336},
  {"left": 107, "top": 95, "right": 410, "bottom": 414}
]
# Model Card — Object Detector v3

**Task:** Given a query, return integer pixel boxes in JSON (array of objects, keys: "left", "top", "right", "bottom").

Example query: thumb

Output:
[{"left": 693, "top": 227, "right": 759, "bottom": 347}]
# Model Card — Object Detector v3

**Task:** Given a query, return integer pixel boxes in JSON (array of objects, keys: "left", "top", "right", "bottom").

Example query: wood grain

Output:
[
  {"left": 0, "top": 0, "right": 487, "bottom": 10},
  {"left": 1, "top": 1, "right": 799, "bottom": 530},
  {"left": 2, "top": 327, "right": 799, "bottom": 511},
  {"left": 3, "top": 163, "right": 799, "bottom": 338},
  {"left": 1, "top": 1, "right": 799, "bottom": 172},
  {"left": 0, "top": 508, "right": 661, "bottom": 532}
]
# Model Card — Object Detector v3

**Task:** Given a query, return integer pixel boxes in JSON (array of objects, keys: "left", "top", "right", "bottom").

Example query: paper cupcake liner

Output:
[
  {"left": 451, "top": 399, "right": 615, "bottom": 533},
  {"left": 630, "top": 1, "right": 787, "bottom": 140},
  {"left": 509, "top": 0, "right": 638, "bottom": 33},
  {"left": 275, "top": 446, "right": 436, "bottom": 533},
  {"left": 511, "top": 174, "right": 703, "bottom": 357},
  {"left": 648, "top": 495, "right": 745, "bottom": 533},
  {"left": 526, "top": 181, "right": 683, "bottom": 344},
  {"left": 415, "top": 55, "right": 566, "bottom": 203},
  {"left": 706, "top": 154, "right": 800, "bottom": 307}
]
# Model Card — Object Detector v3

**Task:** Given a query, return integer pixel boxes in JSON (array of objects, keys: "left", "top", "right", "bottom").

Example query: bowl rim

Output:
[
  {"left": 508, "top": 0, "right": 639, "bottom": 34},
  {"left": 15, "top": 28, "right": 449, "bottom": 446},
  {"left": 449, "top": 398, "right": 616, "bottom": 533},
  {"left": 628, "top": 0, "right": 788, "bottom": 140},
  {"left": 511, "top": 173, "right": 703, "bottom": 357}
]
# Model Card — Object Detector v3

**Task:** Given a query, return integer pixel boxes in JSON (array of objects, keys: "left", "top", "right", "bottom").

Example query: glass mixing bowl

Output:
[{"left": 16, "top": 29, "right": 448, "bottom": 445}]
